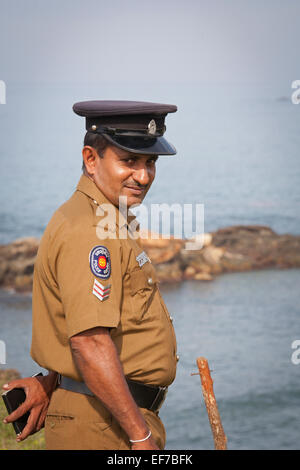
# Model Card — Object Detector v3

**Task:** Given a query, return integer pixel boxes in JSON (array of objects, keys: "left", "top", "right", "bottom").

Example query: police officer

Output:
[{"left": 3, "top": 100, "right": 178, "bottom": 450}]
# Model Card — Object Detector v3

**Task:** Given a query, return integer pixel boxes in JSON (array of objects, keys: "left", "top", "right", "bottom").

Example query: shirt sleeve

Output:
[{"left": 54, "top": 222, "right": 123, "bottom": 338}]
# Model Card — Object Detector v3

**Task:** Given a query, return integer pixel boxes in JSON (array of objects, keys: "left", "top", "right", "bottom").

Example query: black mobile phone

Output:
[{"left": 1, "top": 372, "right": 43, "bottom": 435}]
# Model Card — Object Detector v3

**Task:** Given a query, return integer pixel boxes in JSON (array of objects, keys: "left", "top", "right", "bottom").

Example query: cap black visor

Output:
[{"left": 103, "top": 134, "right": 177, "bottom": 155}]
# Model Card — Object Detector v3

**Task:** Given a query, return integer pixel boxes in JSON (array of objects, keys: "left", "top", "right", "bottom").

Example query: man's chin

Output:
[
  {"left": 126, "top": 195, "right": 145, "bottom": 207},
  {"left": 120, "top": 189, "right": 147, "bottom": 207}
]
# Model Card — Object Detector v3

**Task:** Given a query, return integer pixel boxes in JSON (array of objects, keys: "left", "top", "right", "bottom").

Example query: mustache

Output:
[{"left": 124, "top": 182, "right": 148, "bottom": 190}]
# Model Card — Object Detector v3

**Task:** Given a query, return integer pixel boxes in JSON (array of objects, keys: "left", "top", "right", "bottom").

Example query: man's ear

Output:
[{"left": 82, "top": 146, "right": 99, "bottom": 175}]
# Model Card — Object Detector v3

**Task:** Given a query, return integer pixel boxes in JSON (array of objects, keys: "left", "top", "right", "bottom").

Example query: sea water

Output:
[{"left": 0, "top": 82, "right": 299, "bottom": 449}]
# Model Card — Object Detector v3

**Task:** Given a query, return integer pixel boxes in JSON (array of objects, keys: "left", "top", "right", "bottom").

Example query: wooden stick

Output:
[{"left": 196, "top": 357, "right": 227, "bottom": 450}]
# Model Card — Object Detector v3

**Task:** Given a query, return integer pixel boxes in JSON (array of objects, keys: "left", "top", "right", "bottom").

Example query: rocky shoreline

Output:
[{"left": 0, "top": 225, "right": 300, "bottom": 293}]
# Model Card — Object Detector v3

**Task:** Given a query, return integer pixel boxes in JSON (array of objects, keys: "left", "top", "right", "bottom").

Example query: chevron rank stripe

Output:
[{"left": 92, "top": 278, "right": 111, "bottom": 301}]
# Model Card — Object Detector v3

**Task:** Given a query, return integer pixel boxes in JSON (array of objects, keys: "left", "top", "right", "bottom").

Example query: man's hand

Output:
[{"left": 2, "top": 372, "right": 58, "bottom": 442}]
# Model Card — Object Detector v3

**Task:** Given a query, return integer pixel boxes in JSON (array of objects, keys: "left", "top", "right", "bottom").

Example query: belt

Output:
[{"left": 58, "top": 375, "right": 168, "bottom": 412}]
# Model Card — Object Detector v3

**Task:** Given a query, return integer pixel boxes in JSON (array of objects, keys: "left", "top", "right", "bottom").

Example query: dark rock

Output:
[
  {"left": 0, "top": 226, "right": 300, "bottom": 290},
  {"left": 0, "top": 237, "right": 39, "bottom": 292}
]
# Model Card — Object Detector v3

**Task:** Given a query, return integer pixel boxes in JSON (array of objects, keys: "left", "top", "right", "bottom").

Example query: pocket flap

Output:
[{"left": 129, "top": 269, "right": 158, "bottom": 295}]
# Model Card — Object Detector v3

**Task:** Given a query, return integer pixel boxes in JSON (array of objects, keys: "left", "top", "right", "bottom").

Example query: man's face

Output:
[{"left": 91, "top": 145, "right": 158, "bottom": 208}]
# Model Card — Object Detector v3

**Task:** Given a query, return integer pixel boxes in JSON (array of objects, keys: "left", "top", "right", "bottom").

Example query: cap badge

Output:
[{"left": 148, "top": 119, "right": 156, "bottom": 135}]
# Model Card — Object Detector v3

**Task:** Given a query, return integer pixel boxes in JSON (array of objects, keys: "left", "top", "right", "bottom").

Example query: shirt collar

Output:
[{"left": 76, "top": 174, "right": 138, "bottom": 230}]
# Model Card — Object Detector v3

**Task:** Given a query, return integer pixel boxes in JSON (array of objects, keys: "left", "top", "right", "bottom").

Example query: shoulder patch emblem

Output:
[
  {"left": 136, "top": 251, "right": 151, "bottom": 268},
  {"left": 89, "top": 245, "right": 111, "bottom": 279}
]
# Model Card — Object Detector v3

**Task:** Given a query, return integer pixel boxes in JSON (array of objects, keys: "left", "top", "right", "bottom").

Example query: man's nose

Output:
[{"left": 133, "top": 166, "right": 151, "bottom": 186}]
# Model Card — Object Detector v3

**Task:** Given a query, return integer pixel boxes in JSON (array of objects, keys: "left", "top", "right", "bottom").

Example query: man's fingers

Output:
[
  {"left": 16, "top": 422, "right": 34, "bottom": 441},
  {"left": 16, "top": 412, "right": 37, "bottom": 441},
  {"left": 2, "top": 379, "right": 25, "bottom": 391},
  {"left": 16, "top": 406, "right": 46, "bottom": 441},
  {"left": 3, "top": 402, "right": 29, "bottom": 423},
  {"left": 36, "top": 408, "right": 47, "bottom": 431}
]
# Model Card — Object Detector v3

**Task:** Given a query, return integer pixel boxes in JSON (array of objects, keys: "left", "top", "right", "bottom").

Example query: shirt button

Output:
[
  {"left": 147, "top": 277, "right": 153, "bottom": 286},
  {"left": 176, "top": 355, "right": 180, "bottom": 362}
]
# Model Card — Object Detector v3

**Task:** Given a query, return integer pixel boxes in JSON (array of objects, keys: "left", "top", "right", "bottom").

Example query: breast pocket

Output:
[{"left": 129, "top": 267, "right": 158, "bottom": 323}]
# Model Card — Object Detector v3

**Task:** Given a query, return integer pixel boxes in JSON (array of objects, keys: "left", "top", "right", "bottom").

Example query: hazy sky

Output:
[{"left": 1, "top": 0, "right": 299, "bottom": 86}]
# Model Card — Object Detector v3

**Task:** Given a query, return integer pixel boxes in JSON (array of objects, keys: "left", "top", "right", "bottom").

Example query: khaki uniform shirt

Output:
[{"left": 31, "top": 175, "right": 177, "bottom": 387}]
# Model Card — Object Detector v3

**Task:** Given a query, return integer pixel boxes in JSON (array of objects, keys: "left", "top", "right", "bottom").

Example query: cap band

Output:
[{"left": 86, "top": 115, "right": 166, "bottom": 137}]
